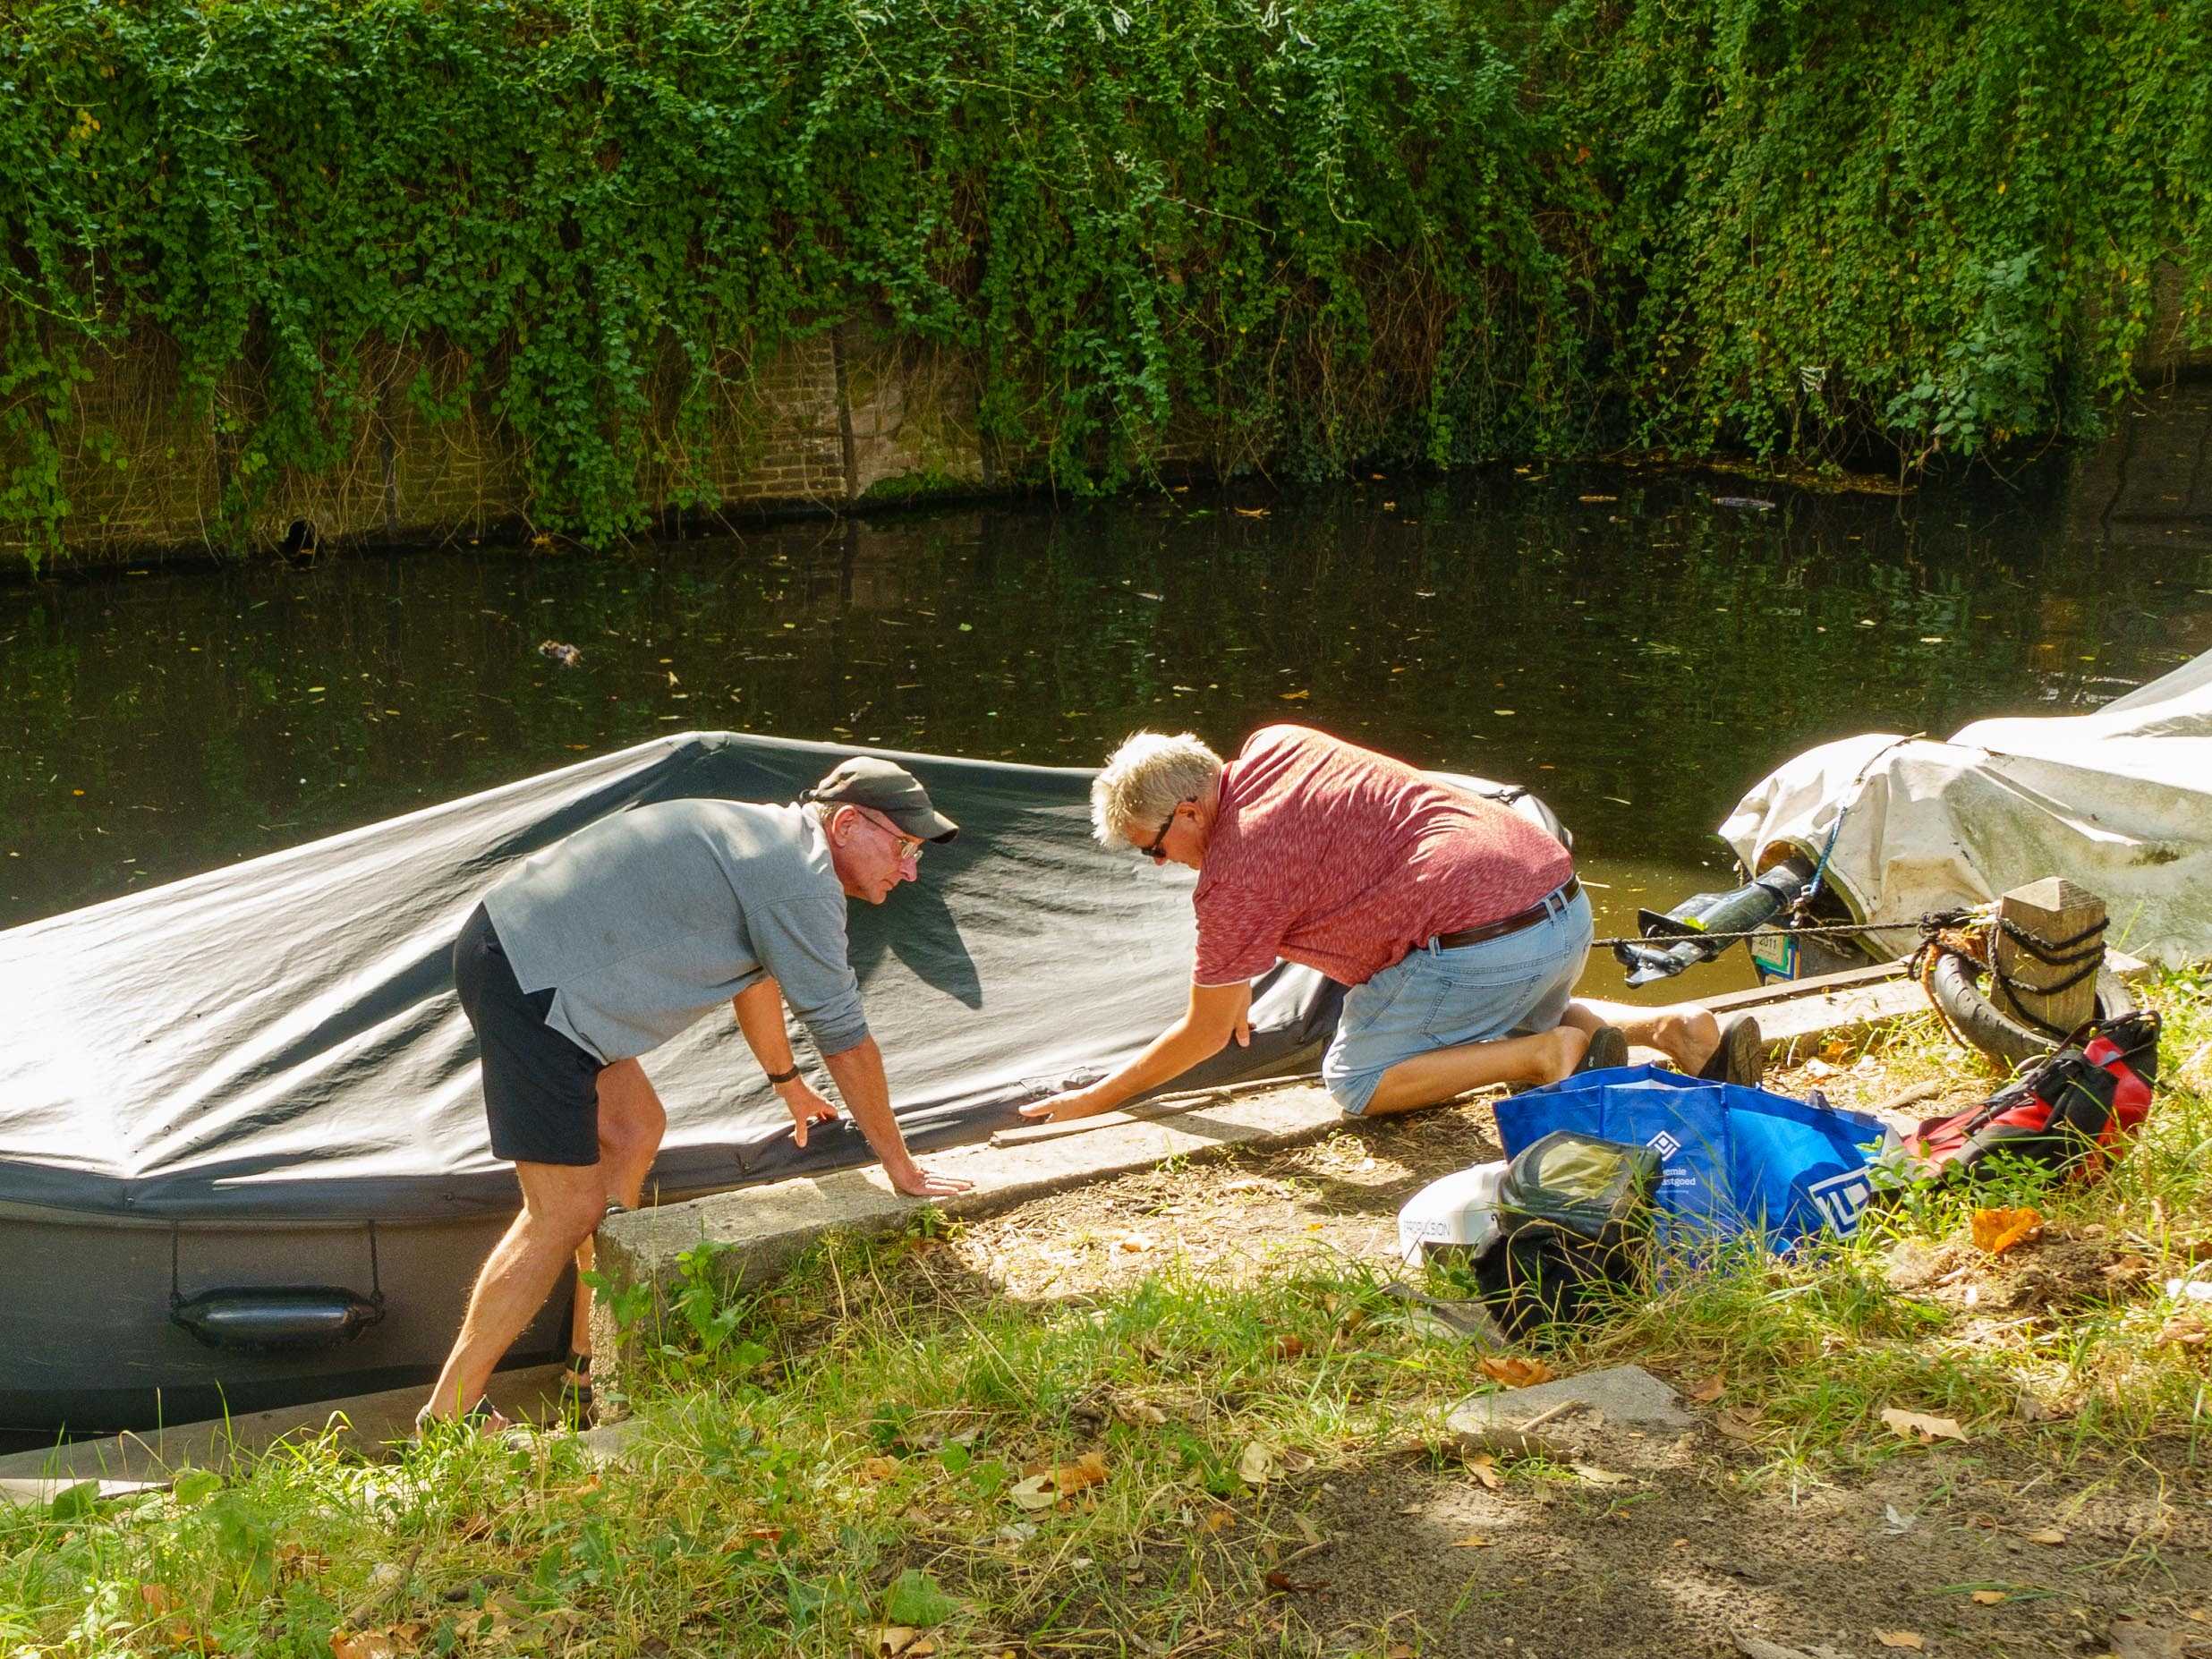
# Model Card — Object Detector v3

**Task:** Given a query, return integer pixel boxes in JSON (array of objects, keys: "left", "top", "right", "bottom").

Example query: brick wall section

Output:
[
  {"left": 6, "top": 326, "right": 984, "bottom": 566},
  {"left": 9, "top": 292, "right": 2207, "bottom": 566}
]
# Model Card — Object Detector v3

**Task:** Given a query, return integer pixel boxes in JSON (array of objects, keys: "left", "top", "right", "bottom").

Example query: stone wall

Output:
[
  {"left": 9, "top": 320, "right": 990, "bottom": 569},
  {"left": 11, "top": 272, "right": 2206, "bottom": 569}
]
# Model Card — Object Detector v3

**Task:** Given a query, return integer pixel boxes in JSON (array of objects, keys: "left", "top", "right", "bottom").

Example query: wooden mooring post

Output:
[{"left": 1992, "top": 877, "right": 2106, "bottom": 1035}]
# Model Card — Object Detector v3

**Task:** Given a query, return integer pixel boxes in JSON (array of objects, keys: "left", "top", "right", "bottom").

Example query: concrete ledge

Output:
[{"left": 0, "top": 1364, "right": 568, "bottom": 1485}]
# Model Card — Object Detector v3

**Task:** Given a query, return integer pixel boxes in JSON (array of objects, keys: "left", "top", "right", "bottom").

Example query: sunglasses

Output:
[{"left": 1136, "top": 802, "right": 1188, "bottom": 862}]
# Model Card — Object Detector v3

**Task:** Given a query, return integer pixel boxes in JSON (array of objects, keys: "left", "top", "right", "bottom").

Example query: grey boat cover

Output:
[
  {"left": 1721, "top": 645, "right": 2212, "bottom": 966},
  {"left": 0, "top": 733, "right": 1376, "bottom": 1222}
]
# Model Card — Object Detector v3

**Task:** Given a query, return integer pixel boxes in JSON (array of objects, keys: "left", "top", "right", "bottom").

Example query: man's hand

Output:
[
  {"left": 1017, "top": 1084, "right": 1119, "bottom": 1124},
  {"left": 778, "top": 1081, "right": 840, "bottom": 1147},
  {"left": 887, "top": 1161, "right": 974, "bottom": 1197}
]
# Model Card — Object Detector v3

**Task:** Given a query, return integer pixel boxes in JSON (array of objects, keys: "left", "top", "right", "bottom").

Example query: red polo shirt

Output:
[{"left": 1191, "top": 725, "right": 1573, "bottom": 988}]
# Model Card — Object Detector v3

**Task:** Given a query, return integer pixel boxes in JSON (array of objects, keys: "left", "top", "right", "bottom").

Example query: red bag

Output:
[{"left": 1891, "top": 1011, "right": 2160, "bottom": 1183}]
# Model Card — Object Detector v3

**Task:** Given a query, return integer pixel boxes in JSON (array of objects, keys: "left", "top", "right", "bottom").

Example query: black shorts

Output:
[{"left": 453, "top": 903, "right": 604, "bottom": 1166}]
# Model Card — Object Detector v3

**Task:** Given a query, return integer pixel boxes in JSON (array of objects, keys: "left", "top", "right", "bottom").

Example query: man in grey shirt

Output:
[{"left": 420, "top": 755, "right": 971, "bottom": 1430}]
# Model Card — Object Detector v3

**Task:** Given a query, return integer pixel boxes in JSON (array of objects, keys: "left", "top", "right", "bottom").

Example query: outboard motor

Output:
[{"left": 1613, "top": 855, "right": 1816, "bottom": 986}]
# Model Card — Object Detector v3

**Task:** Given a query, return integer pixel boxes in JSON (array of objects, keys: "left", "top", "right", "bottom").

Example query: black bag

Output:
[
  {"left": 1476, "top": 1130, "right": 1661, "bottom": 1338},
  {"left": 1890, "top": 1011, "right": 2160, "bottom": 1184}
]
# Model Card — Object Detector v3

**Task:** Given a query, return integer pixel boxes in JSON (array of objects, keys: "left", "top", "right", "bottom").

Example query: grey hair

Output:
[{"left": 1090, "top": 731, "right": 1224, "bottom": 848}]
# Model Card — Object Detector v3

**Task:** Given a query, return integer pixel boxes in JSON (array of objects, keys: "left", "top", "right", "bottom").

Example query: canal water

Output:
[{"left": 4, "top": 456, "right": 2208, "bottom": 1001}]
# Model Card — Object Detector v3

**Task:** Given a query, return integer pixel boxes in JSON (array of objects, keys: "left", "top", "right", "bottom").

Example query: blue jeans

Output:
[{"left": 1323, "top": 886, "right": 1594, "bottom": 1117}]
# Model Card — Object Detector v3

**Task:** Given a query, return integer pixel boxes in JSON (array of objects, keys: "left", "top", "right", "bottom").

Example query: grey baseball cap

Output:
[{"left": 799, "top": 756, "right": 960, "bottom": 843}]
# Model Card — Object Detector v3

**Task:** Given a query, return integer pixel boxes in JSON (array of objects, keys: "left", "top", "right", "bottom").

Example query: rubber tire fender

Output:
[{"left": 1926, "top": 949, "right": 2137, "bottom": 1070}]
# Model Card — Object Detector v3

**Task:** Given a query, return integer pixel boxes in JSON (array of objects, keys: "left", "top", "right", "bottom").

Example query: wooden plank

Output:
[{"left": 991, "top": 1075, "right": 1323, "bottom": 1148}]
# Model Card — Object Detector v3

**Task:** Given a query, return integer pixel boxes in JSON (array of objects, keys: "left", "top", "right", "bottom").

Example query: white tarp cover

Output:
[{"left": 1720, "top": 647, "right": 2212, "bottom": 966}]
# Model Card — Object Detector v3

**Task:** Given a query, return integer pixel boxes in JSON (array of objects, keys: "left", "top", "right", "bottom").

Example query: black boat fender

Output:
[{"left": 1924, "top": 947, "right": 2137, "bottom": 1070}]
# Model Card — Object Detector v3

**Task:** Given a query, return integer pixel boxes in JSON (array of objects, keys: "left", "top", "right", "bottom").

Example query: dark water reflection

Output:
[{"left": 4, "top": 460, "right": 2208, "bottom": 1000}]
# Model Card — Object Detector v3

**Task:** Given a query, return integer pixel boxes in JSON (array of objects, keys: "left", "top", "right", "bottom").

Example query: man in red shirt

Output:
[{"left": 1021, "top": 725, "right": 1756, "bottom": 1124}]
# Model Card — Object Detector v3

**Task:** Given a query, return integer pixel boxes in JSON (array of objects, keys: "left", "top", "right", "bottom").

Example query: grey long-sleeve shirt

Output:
[{"left": 481, "top": 798, "right": 867, "bottom": 1066}]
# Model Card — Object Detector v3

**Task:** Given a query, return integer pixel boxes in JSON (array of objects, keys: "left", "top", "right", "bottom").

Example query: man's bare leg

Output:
[
  {"left": 1561, "top": 998, "right": 1718, "bottom": 1072},
  {"left": 566, "top": 1059, "right": 668, "bottom": 1361},
  {"left": 1360, "top": 1026, "right": 1593, "bottom": 1118},
  {"left": 419, "top": 1159, "right": 608, "bottom": 1428}
]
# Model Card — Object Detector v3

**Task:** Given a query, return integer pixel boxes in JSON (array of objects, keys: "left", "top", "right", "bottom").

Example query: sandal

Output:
[{"left": 1572, "top": 1025, "right": 1629, "bottom": 1076}]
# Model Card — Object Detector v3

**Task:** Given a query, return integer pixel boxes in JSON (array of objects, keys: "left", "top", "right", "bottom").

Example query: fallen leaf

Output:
[
  {"left": 1971, "top": 1206, "right": 2045, "bottom": 1256},
  {"left": 1057, "top": 1451, "right": 1110, "bottom": 1495},
  {"left": 856, "top": 1455, "right": 903, "bottom": 1483},
  {"left": 863, "top": 1629, "right": 925, "bottom": 1657},
  {"left": 1263, "top": 1570, "right": 1323, "bottom": 1592},
  {"left": 1114, "top": 1398, "right": 1167, "bottom": 1426},
  {"left": 1008, "top": 1475, "right": 1057, "bottom": 1510},
  {"left": 1880, "top": 1407, "right": 1969, "bottom": 1444},
  {"left": 1238, "top": 1442, "right": 1276, "bottom": 1487},
  {"left": 1232, "top": 506, "right": 1271, "bottom": 518},
  {"left": 1387, "top": 1645, "right": 1417, "bottom": 1659},
  {"left": 2025, "top": 1527, "right": 2067, "bottom": 1545},
  {"left": 1197, "top": 1507, "right": 1235, "bottom": 1533},
  {"left": 1272, "top": 1336, "right": 1307, "bottom": 1360},
  {"left": 1874, "top": 1633, "right": 1924, "bottom": 1650},
  {"left": 1578, "top": 494, "right": 1619, "bottom": 503},
  {"left": 1278, "top": 689, "right": 1311, "bottom": 702},
  {"left": 1688, "top": 1374, "right": 1726, "bottom": 1403},
  {"left": 2157, "top": 1312, "right": 2208, "bottom": 1348},
  {"left": 1465, "top": 1452, "right": 1502, "bottom": 1491},
  {"left": 1714, "top": 1406, "right": 1767, "bottom": 1442},
  {"left": 1970, "top": 1590, "right": 2007, "bottom": 1605},
  {"left": 1116, "top": 1235, "right": 1153, "bottom": 1253},
  {"left": 1571, "top": 1464, "right": 1632, "bottom": 1486},
  {"left": 331, "top": 1632, "right": 403, "bottom": 1659},
  {"left": 1008, "top": 1451, "right": 1110, "bottom": 1510},
  {"left": 1450, "top": 1534, "right": 1493, "bottom": 1548},
  {"left": 1479, "top": 1355, "right": 1555, "bottom": 1389}
]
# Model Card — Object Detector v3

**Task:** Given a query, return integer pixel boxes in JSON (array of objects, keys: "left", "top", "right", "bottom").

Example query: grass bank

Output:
[{"left": 4, "top": 970, "right": 2208, "bottom": 1655}]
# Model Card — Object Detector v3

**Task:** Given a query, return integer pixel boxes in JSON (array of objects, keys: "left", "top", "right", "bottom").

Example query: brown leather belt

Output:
[{"left": 1434, "top": 876, "right": 1581, "bottom": 950}]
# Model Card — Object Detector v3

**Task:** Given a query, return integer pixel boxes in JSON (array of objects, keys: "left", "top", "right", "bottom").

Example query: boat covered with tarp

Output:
[
  {"left": 1616, "top": 645, "right": 2212, "bottom": 994},
  {"left": 0, "top": 731, "right": 1560, "bottom": 1434},
  {"left": 1722, "top": 643, "right": 2212, "bottom": 967}
]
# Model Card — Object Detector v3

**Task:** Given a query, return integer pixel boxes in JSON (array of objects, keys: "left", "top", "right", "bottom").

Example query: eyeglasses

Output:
[
  {"left": 859, "top": 809, "right": 925, "bottom": 863},
  {"left": 1136, "top": 805, "right": 1182, "bottom": 862}
]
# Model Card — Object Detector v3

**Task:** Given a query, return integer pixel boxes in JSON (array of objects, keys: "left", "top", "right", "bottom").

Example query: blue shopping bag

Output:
[{"left": 1492, "top": 1066, "right": 1882, "bottom": 1250}]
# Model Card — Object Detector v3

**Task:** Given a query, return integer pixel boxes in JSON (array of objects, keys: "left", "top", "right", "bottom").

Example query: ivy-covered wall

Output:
[{"left": 3, "top": 0, "right": 2207, "bottom": 568}]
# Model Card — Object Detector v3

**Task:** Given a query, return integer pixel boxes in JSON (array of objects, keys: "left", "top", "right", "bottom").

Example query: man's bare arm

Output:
[
  {"left": 820, "top": 1036, "right": 973, "bottom": 1197},
  {"left": 731, "top": 979, "right": 838, "bottom": 1145}
]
